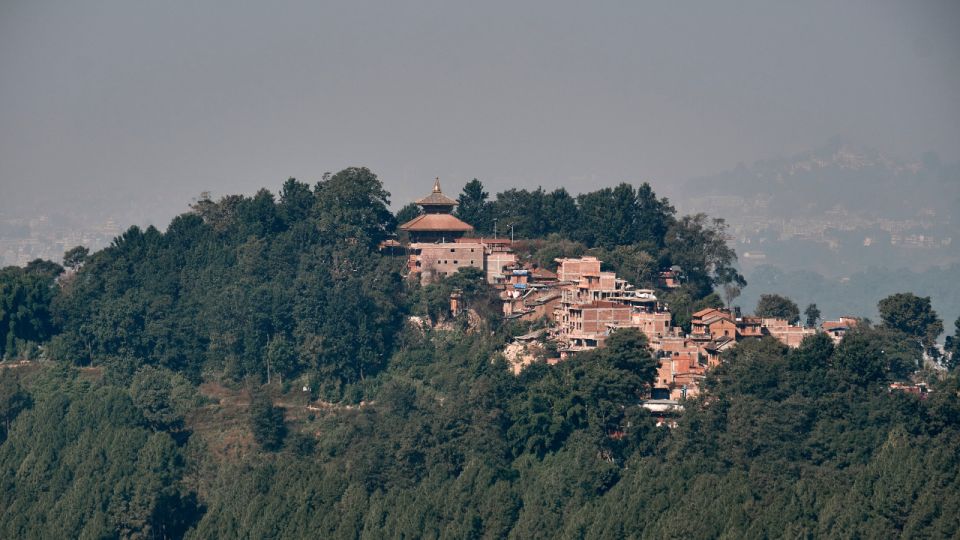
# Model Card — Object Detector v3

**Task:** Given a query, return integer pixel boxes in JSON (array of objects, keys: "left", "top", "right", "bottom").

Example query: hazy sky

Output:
[{"left": 1, "top": 0, "right": 958, "bottom": 227}]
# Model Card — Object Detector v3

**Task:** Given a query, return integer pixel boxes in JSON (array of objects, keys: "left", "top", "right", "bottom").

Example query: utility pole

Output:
[
  {"left": 509, "top": 224, "right": 515, "bottom": 242},
  {"left": 493, "top": 218, "right": 498, "bottom": 239}
]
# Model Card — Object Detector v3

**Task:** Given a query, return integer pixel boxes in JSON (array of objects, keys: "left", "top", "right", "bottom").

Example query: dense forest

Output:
[{"left": 2, "top": 168, "right": 959, "bottom": 538}]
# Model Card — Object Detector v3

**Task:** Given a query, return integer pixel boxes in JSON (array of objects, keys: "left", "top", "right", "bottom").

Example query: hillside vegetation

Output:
[{"left": 1, "top": 168, "right": 959, "bottom": 538}]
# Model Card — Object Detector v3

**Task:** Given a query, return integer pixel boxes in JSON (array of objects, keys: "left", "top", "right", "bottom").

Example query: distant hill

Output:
[
  {"left": 738, "top": 263, "right": 960, "bottom": 335},
  {"left": 667, "top": 141, "right": 960, "bottom": 277},
  {"left": 678, "top": 139, "right": 960, "bottom": 222}
]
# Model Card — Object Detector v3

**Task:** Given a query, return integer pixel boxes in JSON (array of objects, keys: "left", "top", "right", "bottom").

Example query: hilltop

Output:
[{"left": 1, "top": 168, "right": 959, "bottom": 538}]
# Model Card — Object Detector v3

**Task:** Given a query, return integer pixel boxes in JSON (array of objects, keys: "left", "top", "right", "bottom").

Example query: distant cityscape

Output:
[
  {"left": 0, "top": 214, "right": 123, "bottom": 267},
  {"left": 681, "top": 194, "right": 957, "bottom": 274}
]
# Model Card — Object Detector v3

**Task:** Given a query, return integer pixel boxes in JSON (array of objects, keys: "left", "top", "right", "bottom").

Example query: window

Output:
[{"left": 453, "top": 260, "right": 458, "bottom": 265}]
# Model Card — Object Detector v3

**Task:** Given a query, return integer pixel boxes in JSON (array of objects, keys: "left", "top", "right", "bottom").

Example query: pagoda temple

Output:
[{"left": 399, "top": 178, "right": 474, "bottom": 243}]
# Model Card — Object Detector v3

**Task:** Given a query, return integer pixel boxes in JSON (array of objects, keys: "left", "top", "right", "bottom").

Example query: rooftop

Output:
[
  {"left": 415, "top": 178, "right": 459, "bottom": 207},
  {"left": 399, "top": 213, "right": 474, "bottom": 232}
]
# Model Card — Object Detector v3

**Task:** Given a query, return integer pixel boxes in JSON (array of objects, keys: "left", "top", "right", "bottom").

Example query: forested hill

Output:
[{"left": 1, "top": 167, "right": 960, "bottom": 538}]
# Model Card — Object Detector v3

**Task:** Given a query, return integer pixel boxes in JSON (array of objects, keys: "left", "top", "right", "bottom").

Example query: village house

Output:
[
  {"left": 548, "top": 256, "right": 679, "bottom": 359},
  {"left": 652, "top": 336, "right": 707, "bottom": 400},
  {"left": 689, "top": 307, "right": 815, "bottom": 348},
  {"left": 736, "top": 316, "right": 764, "bottom": 338},
  {"left": 658, "top": 269, "right": 681, "bottom": 288},
  {"left": 399, "top": 180, "right": 838, "bottom": 402},
  {"left": 500, "top": 264, "right": 562, "bottom": 321},
  {"left": 761, "top": 318, "right": 817, "bottom": 347},
  {"left": 821, "top": 316, "right": 859, "bottom": 344}
]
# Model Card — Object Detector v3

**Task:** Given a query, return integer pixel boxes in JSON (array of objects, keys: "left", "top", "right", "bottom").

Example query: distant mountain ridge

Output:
[{"left": 679, "top": 140, "right": 959, "bottom": 223}]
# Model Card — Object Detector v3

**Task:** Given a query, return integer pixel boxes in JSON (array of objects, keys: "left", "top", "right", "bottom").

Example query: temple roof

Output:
[
  {"left": 415, "top": 178, "right": 458, "bottom": 207},
  {"left": 399, "top": 213, "right": 474, "bottom": 232}
]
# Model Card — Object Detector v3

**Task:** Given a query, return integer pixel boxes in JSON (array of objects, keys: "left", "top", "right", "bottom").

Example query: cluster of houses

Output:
[{"left": 391, "top": 180, "right": 859, "bottom": 401}]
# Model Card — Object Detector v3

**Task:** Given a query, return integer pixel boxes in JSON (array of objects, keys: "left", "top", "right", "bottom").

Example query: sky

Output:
[{"left": 1, "top": 0, "right": 958, "bottom": 227}]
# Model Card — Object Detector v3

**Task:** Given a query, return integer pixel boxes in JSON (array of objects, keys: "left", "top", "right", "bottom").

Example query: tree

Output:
[
  {"left": 249, "top": 392, "right": 286, "bottom": 451},
  {"left": 489, "top": 188, "right": 548, "bottom": 239},
  {"left": 524, "top": 235, "right": 587, "bottom": 271},
  {"left": 716, "top": 267, "right": 746, "bottom": 308},
  {"left": 129, "top": 366, "right": 194, "bottom": 430},
  {"left": 877, "top": 293, "right": 943, "bottom": 351},
  {"left": 804, "top": 304, "right": 821, "bottom": 327},
  {"left": 542, "top": 188, "right": 579, "bottom": 236},
  {"left": 594, "top": 245, "right": 658, "bottom": 289},
  {"left": 394, "top": 203, "right": 422, "bottom": 227},
  {"left": 755, "top": 294, "right": 800, "bottom": 324},
  {"left": 313, "top": 167, "right": 394, "bottom": 247},
  {"left": 265, "top": 335, "right": 296, "bottom": 384},
  {"left": 832, "top": 326, "right": 903, "bottom": 385},
  {"left": 455, "top": 179, "right": 491, "bottom": 233},
  {"left": 722, "top": 283, "right": 742, "bottom": 309},
  {"left": 25, "top": 258, "right": 64, "bottom": 278},
  {"left": 945, "top": 316, "right": 960, "bottom": 371},
  {"left": 663, "top": 214, "right": 739, "bottom": 298},
  {"left": 0, "top": 264, "right": 62, "bottom": 359},
  {"left": 600, "top": 328, "right": 659, "bottom": 388},
  {"left": 62, "top": 246, "right": 89, "bottom": 271},
  {"left": 278, "top": 177, "right": 315, "bottom": 224},
  {"left": 0, "top": 370, "right": 30, "bottom": 440}
]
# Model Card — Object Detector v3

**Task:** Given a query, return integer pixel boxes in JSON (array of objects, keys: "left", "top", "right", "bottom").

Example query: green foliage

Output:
[
  {"left": 0, "top": 261, "right": 62, "bottom": 359},
  {"left": 664, "top": 214, "right": 743, "bottom": 297},
  {"left": 454, "top": 179, "right": 491, "bottom": 234},
  {"left": 804, "top": 303, "right": 821, "bottom": 327},
  {"left": 50, "top": 170, "right": 404, "bottom": 388},
  {"left": 755, "top": 293, "right": 801, "bottom": 323},
  {"left": 180, "top": 318, "right": 960, "bottom": 538},
  {"left": 0, "top": 370, "right": 200, "bottom": 538},
  {"left": 520, "top": 234, "right": 587, "bottom": 270},
  {"left": 945, "top": 316, "right": 960, "bottom": 371},
  {"left": 3, "top": 294, "right": 958, "bottom": 538},
  {"left": 410, "top": 267, "right": 500, "bottom": 324},
  {"left": 129, "top": 365, "right": 196, "bottom": 430},
  {"left": 878, "top": 292, "right": 944, "bottom": 350},
  {"left": 62, "top": 245, "right": 89, "bottom": 270},
  {"left": 592, "top": 245, "right": 658, "bottom": 288},
  {"left": 576, "top": 183, "right": 672, "bottom": 250},
  {"left": 249, "top": 392, "right": 286, "bottom": 451},
  {"left": 314, "top": 167, "right": 395, "bottom": 248},
  {"left": 394, "top": 202, "right": 422, "bottom": 227},
  {"left": 4, "top": 174, "right": 958, "bottom": 538},
  {"left": 0, "top": 370, "right": 30, "bottom": 442},
  {"left": 278, "top": 177, "right": 314, "bottom": 224}
]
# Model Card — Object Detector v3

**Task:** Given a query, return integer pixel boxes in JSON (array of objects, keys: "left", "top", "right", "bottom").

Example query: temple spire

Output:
[{"left": 414, "top": 177, "right": 458, "bottom": 213}]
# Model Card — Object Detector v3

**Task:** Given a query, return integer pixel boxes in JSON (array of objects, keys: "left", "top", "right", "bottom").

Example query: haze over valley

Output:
[{"left": 2, "top": 2, "right": 960, "bottom": 538}]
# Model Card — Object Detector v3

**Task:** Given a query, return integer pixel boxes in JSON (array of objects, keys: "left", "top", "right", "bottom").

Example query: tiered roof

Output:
[
  {"left": 415, "top": 178, "right": 458, "bottom": 208},
  {"left": 399, "top": 213, "right": 474, "bottom": 232},
  {"left": 399, "top": 178, "right": 474, "bottom": 234}
]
